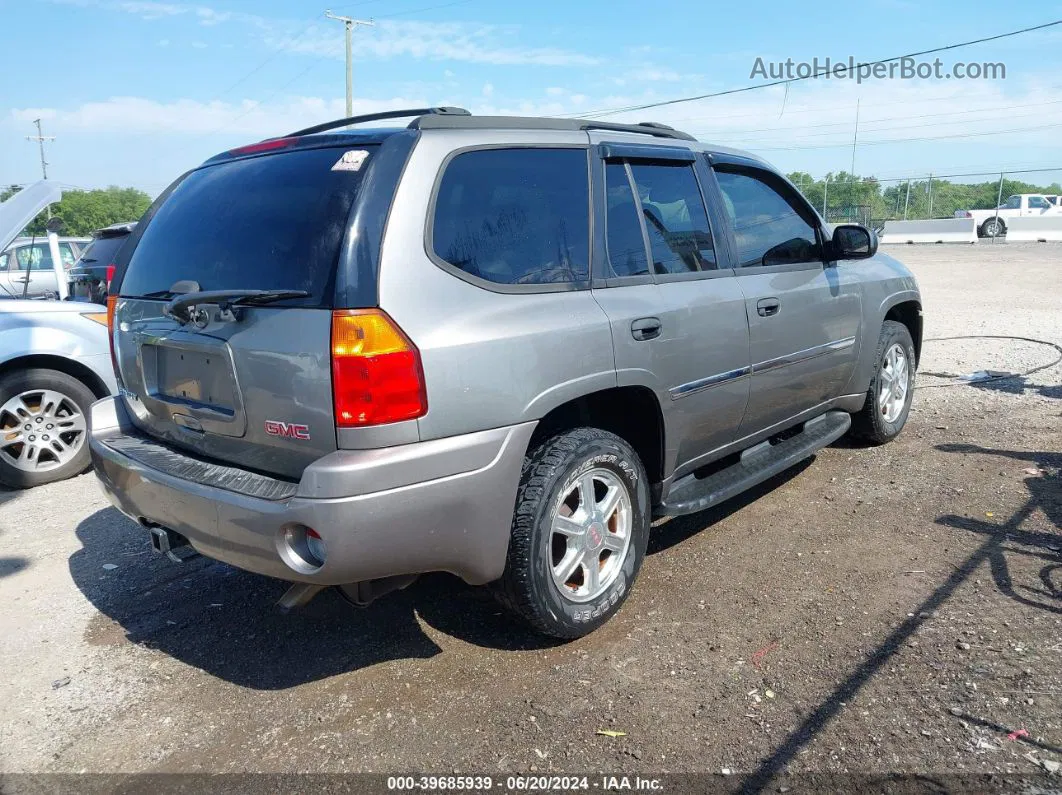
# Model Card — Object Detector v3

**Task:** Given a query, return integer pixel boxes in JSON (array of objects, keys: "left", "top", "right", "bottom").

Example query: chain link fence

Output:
[{"left": 791, "top": 169, "right": 1062, "bottom": 231}]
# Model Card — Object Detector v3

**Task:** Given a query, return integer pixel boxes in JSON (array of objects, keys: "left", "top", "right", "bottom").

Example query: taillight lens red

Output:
[
  {"left": 228, "top": 137, "right": 298, "bottom": 156},
  {"left": 331, "top": 309, "right": 427, "bottom": 427},
  {"left": 106, "top": 295, "right": 118, "bottom": 378},
  {"left": 105, "top": 264, "right": 116, "bottom": 290}
]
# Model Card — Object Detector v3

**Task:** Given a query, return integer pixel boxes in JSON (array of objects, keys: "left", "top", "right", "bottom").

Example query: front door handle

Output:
[
  {"left": 756, "top": 298, "right": 780, "bottom": 317},
  {"left": 631, "top": 317, "right": 661, "bottom": 341}
]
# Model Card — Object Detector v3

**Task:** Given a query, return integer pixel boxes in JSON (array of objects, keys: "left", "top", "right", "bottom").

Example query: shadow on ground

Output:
[
  {"left": 69, "top": 506, "right": 565, "bottom": 690},
  {"left": 69, "top": 455, "right": 818, "bottom": 691},
  {"left": 738, "top": 443, "right": 1061, "bottom": 793}
]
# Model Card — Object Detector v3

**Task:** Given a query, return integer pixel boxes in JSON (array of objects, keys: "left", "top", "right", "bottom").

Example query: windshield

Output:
[{"left": 120, "top": 145, "right": 377, "bottom": 307}]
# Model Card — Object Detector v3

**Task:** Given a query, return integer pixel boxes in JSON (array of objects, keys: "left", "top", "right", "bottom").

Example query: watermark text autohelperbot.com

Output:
[{"left": 751, "top": 56, "right": 1006, "bottom": 83}]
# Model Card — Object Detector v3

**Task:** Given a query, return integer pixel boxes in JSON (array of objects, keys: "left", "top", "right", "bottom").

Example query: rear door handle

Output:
[
  {"left": 631, "top": 317, "right": 661, "bottom": 341},
  {"left": 756, "top": 298, "right": 780, "bottom": 317}
]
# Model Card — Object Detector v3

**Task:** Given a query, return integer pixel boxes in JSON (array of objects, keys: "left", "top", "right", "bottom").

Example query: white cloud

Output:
[
  {"left": 546, "top": 87, "right": 566, "bottom": 96},
  {"left": 275, "top": 20, "right": 600, "bottom": 67},
  {"left": 8, "top": 95, "right": 432, "bottom": 138},
  {"left": 43, "top": 0, "right": 599, "bottom": 67},
  {"left": 482, "top": 83, "right": 494, "bottom": 98},
  {"left": 114, "top": 1, "right": 185, "bottom": 18}
]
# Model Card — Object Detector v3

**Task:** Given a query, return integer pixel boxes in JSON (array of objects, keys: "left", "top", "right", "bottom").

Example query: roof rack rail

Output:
[
  {"left": 409, "top": 114, "right": 696, "bottom": 142},
  {"left": 288, "top": 106, "right": 470, "bottom": 137}
]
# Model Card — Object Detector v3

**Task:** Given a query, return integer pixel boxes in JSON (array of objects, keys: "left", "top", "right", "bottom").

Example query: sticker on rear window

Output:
[{"left": 331, "top": 150, "right": 369, "bottom": 172}]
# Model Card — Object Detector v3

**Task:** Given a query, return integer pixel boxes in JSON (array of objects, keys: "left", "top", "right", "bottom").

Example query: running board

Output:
[{"left": 658, "top": 410, "right": 852, "bottom": 517}]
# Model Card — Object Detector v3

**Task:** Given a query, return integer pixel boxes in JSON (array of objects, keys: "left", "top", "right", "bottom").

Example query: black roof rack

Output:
[
  {"left": 409, "top": 114, "right": 696, "bottom": 142},
  {"left": 288, "top": 106, "right": 470, "bottom": 137}
]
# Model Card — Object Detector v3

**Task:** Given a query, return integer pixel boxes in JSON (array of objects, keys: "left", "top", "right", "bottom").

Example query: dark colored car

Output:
[{"left": 68, "top": 223, "right": 136, "bottom": 304}]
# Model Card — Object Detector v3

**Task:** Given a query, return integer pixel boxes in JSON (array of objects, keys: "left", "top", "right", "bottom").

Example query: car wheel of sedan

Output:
[
  {"left": 0, "top": 368, "right": 95, "bottom": 489},
  {"left": 493, "top": 427, "right": 651, "bottom": 639}
]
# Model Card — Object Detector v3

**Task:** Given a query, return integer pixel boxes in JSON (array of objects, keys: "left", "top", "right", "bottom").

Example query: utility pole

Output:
[
  {"left": 27, "top": 119, "right": 56, "bottom": 220},
  {"left": 849, "top": 98, "right": 860, "bottom": 212},
  {"left": 26, "top": 119, "right": 55, "bottom": 180},
  {"left": 324, "top": 10, "right": 374, "bottom": 118},
  {"left": 849, "top": 99, "right": 860, "bottom": 177}
]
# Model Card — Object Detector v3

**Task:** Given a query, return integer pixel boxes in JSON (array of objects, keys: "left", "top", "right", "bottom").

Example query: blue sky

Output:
[{"left": 3, "top": 0, "right": 1062, "bottom": 195}]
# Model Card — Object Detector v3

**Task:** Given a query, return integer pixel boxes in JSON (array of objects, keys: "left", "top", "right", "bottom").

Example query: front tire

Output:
[
  {"left": 0, "top": 368, "right": 95, "bottom": 489},
  {"left": 850, "top": 321, "right": 916, "bottom": 445},
  {"left": 494, "top": 428, "right": 651, "bottom": 639}
]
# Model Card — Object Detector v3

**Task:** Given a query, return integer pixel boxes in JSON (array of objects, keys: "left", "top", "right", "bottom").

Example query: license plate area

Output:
[
  {"left": 152, "top": 346, "right": 236, "bottom": 412},
  {"left": 138, "top": 337, "right": 247, "bottom": 436}
]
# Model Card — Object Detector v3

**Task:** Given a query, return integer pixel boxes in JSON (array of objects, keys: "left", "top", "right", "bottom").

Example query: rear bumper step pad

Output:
[
  {"left": 102, "top": 433, "right": 298, "bottom": 501},
  {"left": 659, "top": 410, "right": 851, "bottom": 517}
]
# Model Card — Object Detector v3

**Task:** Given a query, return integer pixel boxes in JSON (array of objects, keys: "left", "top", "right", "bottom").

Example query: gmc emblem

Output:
[{"left": 265, "top": 420, "right": 310, "bottom": 440}]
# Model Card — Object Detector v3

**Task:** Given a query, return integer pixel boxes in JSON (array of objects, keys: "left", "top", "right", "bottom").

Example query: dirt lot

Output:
[{"left": 0, "top": 242, "right": 1060, "bottom": 792}]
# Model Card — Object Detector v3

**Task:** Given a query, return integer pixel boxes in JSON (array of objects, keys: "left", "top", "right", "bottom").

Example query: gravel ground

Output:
[{"left": 0, "top": 242, "right": 1059, "bottom": 793}]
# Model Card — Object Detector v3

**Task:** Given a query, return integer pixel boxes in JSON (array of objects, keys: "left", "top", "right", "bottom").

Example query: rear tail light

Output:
[
  {"left": 330, "top": 309, "right": 427, "bottom": 427},
  {"left": 105, "top": 264, "right": 116, "bottom": 292},
  {"left": 228, "top": 137, "right": 298, "bottom": 156},
  {"left": 963, "top": 211, "right": 973, "bottom": 218},
  {"left": 106, "top": 295, "right": 119, "bottom": 379}
]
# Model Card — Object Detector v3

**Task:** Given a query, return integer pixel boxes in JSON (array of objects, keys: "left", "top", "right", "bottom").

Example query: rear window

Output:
[
  {"left": 431, "top": 148, "right": 590, "bottom": 287},
  {"left": 121, "top": 146, "right": 376, "bottom": 305},
  {"left": 76, "top": 235, "right": 127, "bottom": 268}
]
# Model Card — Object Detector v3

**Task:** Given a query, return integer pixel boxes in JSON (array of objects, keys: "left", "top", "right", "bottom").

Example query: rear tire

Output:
[
  {"left": 493, "top": 428, "right": 650, "bottom": 639},
  {"left": 0, "top": 368, "right": 95, "bottom": 489},
  {"left": 850, "top": 321, "right": 916, "bottom": 445}
]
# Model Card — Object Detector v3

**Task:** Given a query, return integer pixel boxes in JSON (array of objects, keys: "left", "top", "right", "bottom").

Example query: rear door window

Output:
[
  {"left": 604, "top": 162, "right": 650, "bottom": 277},
  {"left": 14, "top": 244, "right": 54, "bottom": 271},
  {"left": 121, "top": 146, "right": 377, "bottom": 306},
  {"left": 431, "top": 148, "right": 590, "bottom": 287},
  {"left": 627, "top": 162, "right": 716, "bottom": 274}
]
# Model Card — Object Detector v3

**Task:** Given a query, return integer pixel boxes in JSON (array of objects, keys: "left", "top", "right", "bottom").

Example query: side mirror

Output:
[{"left": 831, "top": 223, "right": 877, "bottom": 261}]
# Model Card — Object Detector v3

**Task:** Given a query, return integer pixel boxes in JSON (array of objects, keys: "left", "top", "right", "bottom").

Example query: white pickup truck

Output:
[{"left": 960, "top": 194, "right": 1062, "bottom": 238}]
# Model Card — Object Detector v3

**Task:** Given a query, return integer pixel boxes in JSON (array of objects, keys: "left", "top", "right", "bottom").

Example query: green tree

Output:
[{"left": 17, "top": 186, "right": 152, "bottom": 237}]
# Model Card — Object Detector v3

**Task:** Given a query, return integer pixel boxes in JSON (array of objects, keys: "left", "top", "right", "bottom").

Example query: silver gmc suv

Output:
[{"left": 90, "top": 107, "right": 921, "bottom": 638}]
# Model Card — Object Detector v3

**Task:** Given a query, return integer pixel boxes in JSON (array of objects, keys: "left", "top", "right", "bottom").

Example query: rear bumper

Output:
[{"left": 89, "top": 396, "right": 535, "bottom": 586}]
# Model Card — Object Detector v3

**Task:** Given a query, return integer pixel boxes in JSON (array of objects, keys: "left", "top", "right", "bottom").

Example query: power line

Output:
[
  {"left": 693, "top": 107, "right": 1062, "bottom": 145},
  {"left": 744, "top": 120, "right": 1062, "bottom": 151},
  {"left": 574, "top": 19, "right": 1062, "bottom": 119},
  {"left": 680, "top": 97, "right": 1062, "bottom": 138}
]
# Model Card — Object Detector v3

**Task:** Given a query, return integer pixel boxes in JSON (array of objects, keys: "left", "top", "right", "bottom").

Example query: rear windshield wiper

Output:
[{"left": 163, "top": 289, "right": 310, "bottom": 323}]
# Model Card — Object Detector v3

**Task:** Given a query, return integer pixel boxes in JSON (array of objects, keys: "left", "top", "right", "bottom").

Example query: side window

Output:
[
  {"left": 628, "top": 162, "right": 716, "bottom": 274},
  {"left": 604, "top": 163, "right": 650, "bottom": 277},
  {"left": 59, "top": 243, "right": 76, "bottom": 267},
  {"left": 15, "top": 244, "right": 54, "bottom": 271},
  {"left": 432, "top": 148, "right": 590, "bottom": 286},
  {"left": 1028, "top": 196, "right": 1048, "bottom": 210},
  {"left": 714, "top": 169, "right": 823, "bottom": 268},
  {"left": 1002, "top": 195, "right": 1021, "bottom": 210}
]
